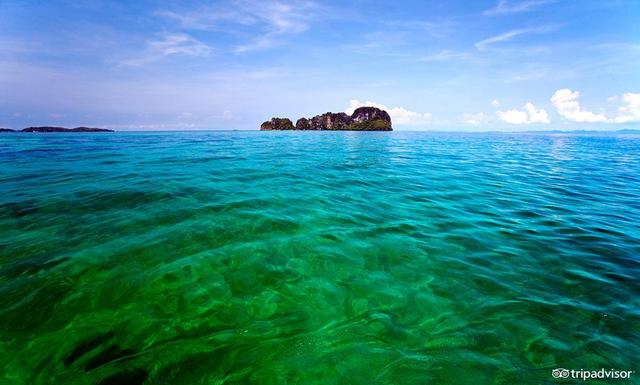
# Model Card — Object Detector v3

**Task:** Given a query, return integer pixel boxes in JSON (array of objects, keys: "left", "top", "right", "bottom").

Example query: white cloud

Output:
[
  {"left": 419, "top": 50, "right": 470, "bottom": 62},
  {"left": 475, "top": 29, "right": 527, "bottom": 50},
  {"left": 159, "top": 1, "right": 314, "bottom": 34},
  {"left": 497, "top": 102, "right": 549, "bottom": 124},
  {"left": 614, "top": 93, "right": 640, "bottom": 123},
  {"left": 120, "top": 33, "right": 212, "bottom": 66},
  {"left": 474, "top": 26, "right": 557, "bottom": 50},
  {"left": 491, "top": 99, "right": 501, "bottom": 107},
  {"left": 234, "top": 36, "right": 279, "bottom": 53},
  {"left": 463, "top": 112, "right": 487, "bottom": 125},
  {"left": 158, "top": 1, "right": 318, "bottom": 54},
  {"left": 550, "top": 89, "right": 608, "bottom": 123},
  {"left": 258, "top": 1, "right": 314, "bottom": 34},
  {"left": 149, "top": 34, "right": 211, "bottom": 56},
  {"left": 549, "top": 89, "right": 640, "bottom": 124},
  {"left": 345, "top": 100, "right": 431, "bottom": 125},
  {"left": 483, "top": 0, "right": 556, "bottom": 16}
]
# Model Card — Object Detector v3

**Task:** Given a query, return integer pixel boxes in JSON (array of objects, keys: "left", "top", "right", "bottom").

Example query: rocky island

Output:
[
  {"left": 0, "top": 126, "right": 114, "bottom": 132},
  {"left": 261, "top": 106, "right": 392, "bottom": 131},
  {"left": 21, "top": 126, "right": 114, "bottom": 132},
  {"left": 0, "top": 126, "right": 114, "bottom": 133}
]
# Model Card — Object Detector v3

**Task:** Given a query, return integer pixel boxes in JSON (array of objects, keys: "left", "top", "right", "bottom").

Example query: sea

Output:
[{"left": 1, "top": 131, "right": 639, "bottom": 385}]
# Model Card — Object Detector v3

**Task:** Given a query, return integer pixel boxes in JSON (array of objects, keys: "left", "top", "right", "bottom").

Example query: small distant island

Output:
[
  {"left": 261, "top": 106, "right": 392, "bottom": 131},
  {"left": 0, "top": 126, "right": 114, "bottom": 133}
]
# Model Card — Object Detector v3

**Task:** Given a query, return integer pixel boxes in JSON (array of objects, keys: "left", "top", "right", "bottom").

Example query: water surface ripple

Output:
[{"left": 1, "top": 131, "right": 639, "bottom": 384}]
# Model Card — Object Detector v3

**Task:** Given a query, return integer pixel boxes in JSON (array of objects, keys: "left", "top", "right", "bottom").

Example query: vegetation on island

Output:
[{"left": 260, "top": 107, "right": 392, "bottom": 131}]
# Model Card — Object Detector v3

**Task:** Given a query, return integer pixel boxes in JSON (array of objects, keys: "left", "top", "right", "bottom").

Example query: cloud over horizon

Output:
[
  {"left": 547, "top": 89, "right": 640, "bottom": 124},
  {"left": 614, "top": 93, "right": 640, "bottom": 123},
  {"left": 550, "top": 89, "right": 609, "bottom": 123},
  {"left": 497, "top": 102, "right": 550, "bottom": 124},
  {"left": 346, "top": 100, "right": 431, "bottom": 125}
]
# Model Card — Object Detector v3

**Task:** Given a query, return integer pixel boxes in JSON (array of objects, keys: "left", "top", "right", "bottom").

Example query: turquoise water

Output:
[{"left": 1, "top": 131, "right": 639, "bottom": 385}]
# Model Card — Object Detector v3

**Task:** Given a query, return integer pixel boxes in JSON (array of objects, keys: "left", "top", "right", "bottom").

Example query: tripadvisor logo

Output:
[{"left": 552, "top": 368, "right": 635, "bottom": 381}]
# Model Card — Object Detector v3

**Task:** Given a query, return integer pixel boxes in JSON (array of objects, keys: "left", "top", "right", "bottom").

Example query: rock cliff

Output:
[
  {"left": 260, "top": 118, "right": 294, "bottom": 131},
  {"left": 260, "top": 107, "right": 392, "bottom": 131}
]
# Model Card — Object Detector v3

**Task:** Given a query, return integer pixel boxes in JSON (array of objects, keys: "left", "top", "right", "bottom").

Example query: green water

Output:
[{"left": 1, "top": 131, "right": 639, "bottom": 384}]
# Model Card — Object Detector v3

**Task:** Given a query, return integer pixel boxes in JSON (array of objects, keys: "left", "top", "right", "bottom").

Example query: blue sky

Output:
[{"left": 1, "top": 0, "right": 639, "bottom": 130}]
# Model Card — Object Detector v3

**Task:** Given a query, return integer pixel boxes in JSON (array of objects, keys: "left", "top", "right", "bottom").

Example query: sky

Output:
[{"left": 1, "top": 0, "right": 639, "bottom": 131}]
